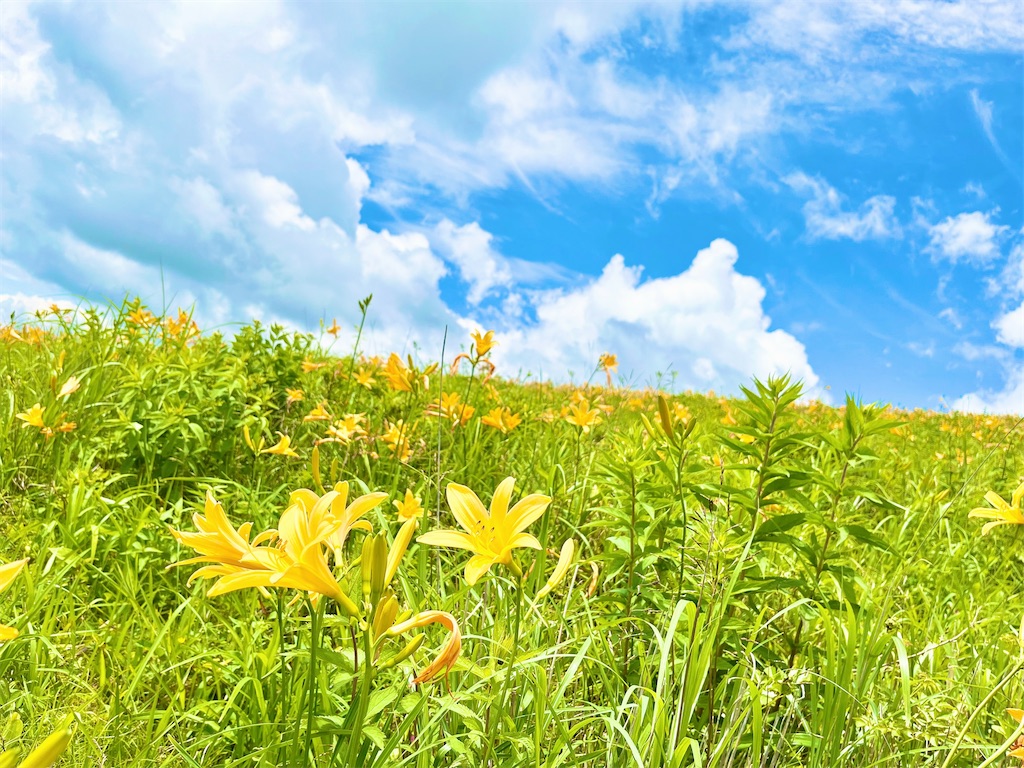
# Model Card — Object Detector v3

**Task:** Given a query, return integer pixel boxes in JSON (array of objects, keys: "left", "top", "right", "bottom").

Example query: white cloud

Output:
[
  {"left": 962, "top": 181, "right": 986, "bottom": 199},
  {"left": 952, "top": 366, "right": 1024, "bottom": 415},
  {"left": 970, "top": 89, "right": 996, "bottom": 144},
  {"left": 926, "top": 211, "right": 1008, "bottom": 265},
  {"left": 953, "top": 341, "right": 1008, "bottom": 362},
  {"left": 0, "top": 292, "right": 70, "bottom": 318},
  {"left": 994, "top": 301, "right": 1024, "bottom": 348},
  {"left": 233, "top": 171, "right": 317, "bottom": 232},
  {"left": 938, "top": 307, "right": 962, "bottom": 329},
  {"left": 734, "top": 1, "right": 1024, "bottom": 61},
  {"left": 430, "top": 220, "right": 512, "bottom": 305},
  {"left": 59, "top": 233, "right": 163, "bottom": 292},
  {"left": 496, "top": 239, "right": 822, "bottom": 395},
  {"left": 170, "top": 177, "right": 237, "bottom": 237},
  {"left": 785, "top": 173, "right": 899, "bottom": 241},
  {"left": 1003, "top": 240, "right": 1024, "bottom": 297},
  {"left": 0, "top": 1, "right": 121, "bottom": 146}
]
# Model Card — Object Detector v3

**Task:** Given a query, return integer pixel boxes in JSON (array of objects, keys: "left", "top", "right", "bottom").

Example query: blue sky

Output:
[{"left": 1, "top": 0, "right": 1022, "bottom": 412}]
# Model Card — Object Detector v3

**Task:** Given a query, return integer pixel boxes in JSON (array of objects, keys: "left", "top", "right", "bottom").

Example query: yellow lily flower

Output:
[
  {"left": 15, "top": 404, "right": 45, "bottom": 429},
  {"left": 418, "top": 478, "right": 551, "bottom": 585},
  {"left": 303, "top": 404, "right": 332, "bottom": 422},
  {"left": 126, "top": 306, "right": 158, "bottom": 328},
  {"left": 382, "top": 420, "right": 412, "bottom": 462},
  {"left": 425, "top": 392, "right": 475, "bottom": 427},
  {"left": 471, "top": 329, "right": 496, "bottom": 358},
  {"left": 169, "top": 488, "right": 384, "bottom": 614},
  {"left": 481, "top": 406, "right": 521, "bottom": 435},
  {"left": 969, "top": 482, "right": 1024, "bottom": 535},
  {"left": 565, "top": 399, "right": 601, "bottom": 433},
  {"left": 56, "top": 375, "right": 81, "bottom": 399},
  {"left": 297, "top": 481, "right": 388, "bottom": 560},
  {"left": 1008, "top": 708, "right": 1024, "bottom": 761},
  {"left": 0, "top": 559, "right": 28, "bottom": 641},
  {"left": 325, "top": 318, "right": 341, "bottom": 336},
  {"left": 354, "top": 367, "right": 376, "bottom": 389},
  {"left": 165, "top": 308, "right": 200, "bottom": 340},
  {"left": 382, "top": 353, "right": 415, "bottom": 392},
  {"left": 388, "top": 610, "right": 462, "bottom": 684},
  {"left": 598, "top": 353, "right": 617, "bottom": 372},
  {"left": 262, "top": 433, "right": 300, "bottom": 457},
  {"left": 285, "top": 388, "right": 304, "bottom": 405},
  {"left": 169, "top": 491, "right": 279, "bottom": 571},
  {"left": 323, "top": 414, "right": 366, "bottom": 445},
  {"left": 394, "top": 490, "right": 424, "bottom": 522}
]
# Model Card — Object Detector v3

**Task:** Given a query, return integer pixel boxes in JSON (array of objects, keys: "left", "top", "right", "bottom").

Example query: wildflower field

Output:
[{"left": 1, "top": 300, "right": 1022, "bottom": 767}]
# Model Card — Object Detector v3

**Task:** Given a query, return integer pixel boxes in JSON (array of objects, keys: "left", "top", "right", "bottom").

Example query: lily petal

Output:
[
  {"left": 345, "top": 492, "right": 390, "bottom": 525},
  {"left": 446, "top": 483, "right": 488, "bottom": 536},
  {"left": 506, "top": 493, "right": 552, "bottom": 535},
  {"left": 385, "top": 517, "right": 419, "bottom": 589},
  {"left": 489, "top": 477, "right": 516, "bottom": 531},
  {"left": 207, "top": 570, "right": 277, "bottom": 596},
  {"left": 417, "top": 530, "right": 479, "bottom": 552},
  {"left": 465, "top": 553, "right": 495, "bottom": 585},
  {"left": 0, "top": 559, "right": 28, "bottom": 594}
]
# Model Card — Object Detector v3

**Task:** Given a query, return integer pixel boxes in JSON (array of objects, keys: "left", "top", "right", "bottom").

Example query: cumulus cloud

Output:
[
  {"left": 926, "top": 211, "right": 1009, "bottom": 265},
  {"left": 952, "top": 367, "right": 1024, "bottom": 415},
  {"left": 430, "top": 220, "right": 513, "bottom": 305},
  {"left": 950, "top": 232, "right": 1024, "bottom": 414},
  {"left": 496, "top": 239, "right": 822, "bottom": 396},
  {"left": 785, "top": 173, "right": 899, "bottom": 241},
  {"left": 994, "top": 301, "right": 1024, "bottom": 348}
]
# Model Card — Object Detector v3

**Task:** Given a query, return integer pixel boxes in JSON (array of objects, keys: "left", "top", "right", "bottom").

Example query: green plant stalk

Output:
[
  {"left": 345, "top": 627, "right": 374, "bottom": 767},
  {"left": 622, "top": 465, "right": 637, "bottom": 692},
  {"left": 483, "top": 571, "right": 524, "bottom": 765},
  {"left": 459, "top": 359, "right": 478, "bottom": 466},
  {"left": 344, "top": 297, "right": 371, "bottom": 411},
  {"left": 301, "top": 600, "right": 325, "bottom": 768},
  {"left": 277, "top": 591, "right": 289, "bottom": 737}
]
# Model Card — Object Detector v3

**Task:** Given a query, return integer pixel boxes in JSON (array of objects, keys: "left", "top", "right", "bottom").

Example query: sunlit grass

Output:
[{"left": 0, "top": 297, "right": 1021, "bottom": 766}]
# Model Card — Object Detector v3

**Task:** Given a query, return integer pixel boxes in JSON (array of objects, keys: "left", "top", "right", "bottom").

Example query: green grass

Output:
[{"left": 0, "top": 298, "right": 1022, "bottom": 766}]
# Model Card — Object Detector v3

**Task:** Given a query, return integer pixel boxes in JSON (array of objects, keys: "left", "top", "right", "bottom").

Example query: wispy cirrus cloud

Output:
[{"left": 785, "top": 173, "right": 900, "bottom": 242}]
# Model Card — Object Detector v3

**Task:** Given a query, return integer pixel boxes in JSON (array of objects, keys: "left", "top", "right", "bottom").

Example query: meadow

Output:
[{"left": 1, "top": 298, "right": 1022, "bottom": 767}]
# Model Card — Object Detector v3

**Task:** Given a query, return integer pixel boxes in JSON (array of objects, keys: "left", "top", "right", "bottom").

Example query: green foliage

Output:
[{"left": 1, "top": 300, "right": 1022, "bottom": 766}]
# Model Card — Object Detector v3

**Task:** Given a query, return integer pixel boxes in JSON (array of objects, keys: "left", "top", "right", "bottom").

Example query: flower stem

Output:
[
  {"left": 346, "top": 627, "right": 375, "bottom": 766},
  {"left": 483, "top": 574, "right": 523, "bottom": 764},
  {"left": 302, "top": 599, "right": 324, "bottom": 767}
]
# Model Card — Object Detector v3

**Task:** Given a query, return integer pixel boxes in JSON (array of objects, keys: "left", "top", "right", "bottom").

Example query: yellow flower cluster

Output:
[
  {"left": 169, "top": 483, "right": 464, "bottom": 683},
  {"left": 481, "top": 406, "right": 522, "bottom": 434},
  {"left": 15, "top": 399, "right": 77, "bottom": 440},
  {"left": 425, "top": 392, "right": 475, "bottom": 428}
]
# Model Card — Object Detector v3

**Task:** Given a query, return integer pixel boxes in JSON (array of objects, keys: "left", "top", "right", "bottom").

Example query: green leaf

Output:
[{"left": 754, "top": 513, "right": 807, "bottom": 541}]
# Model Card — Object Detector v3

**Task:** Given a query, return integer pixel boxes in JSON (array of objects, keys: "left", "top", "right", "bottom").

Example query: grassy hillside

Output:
[{"left": 1, "top": 299, "right": 1022, "bottom": 767}]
